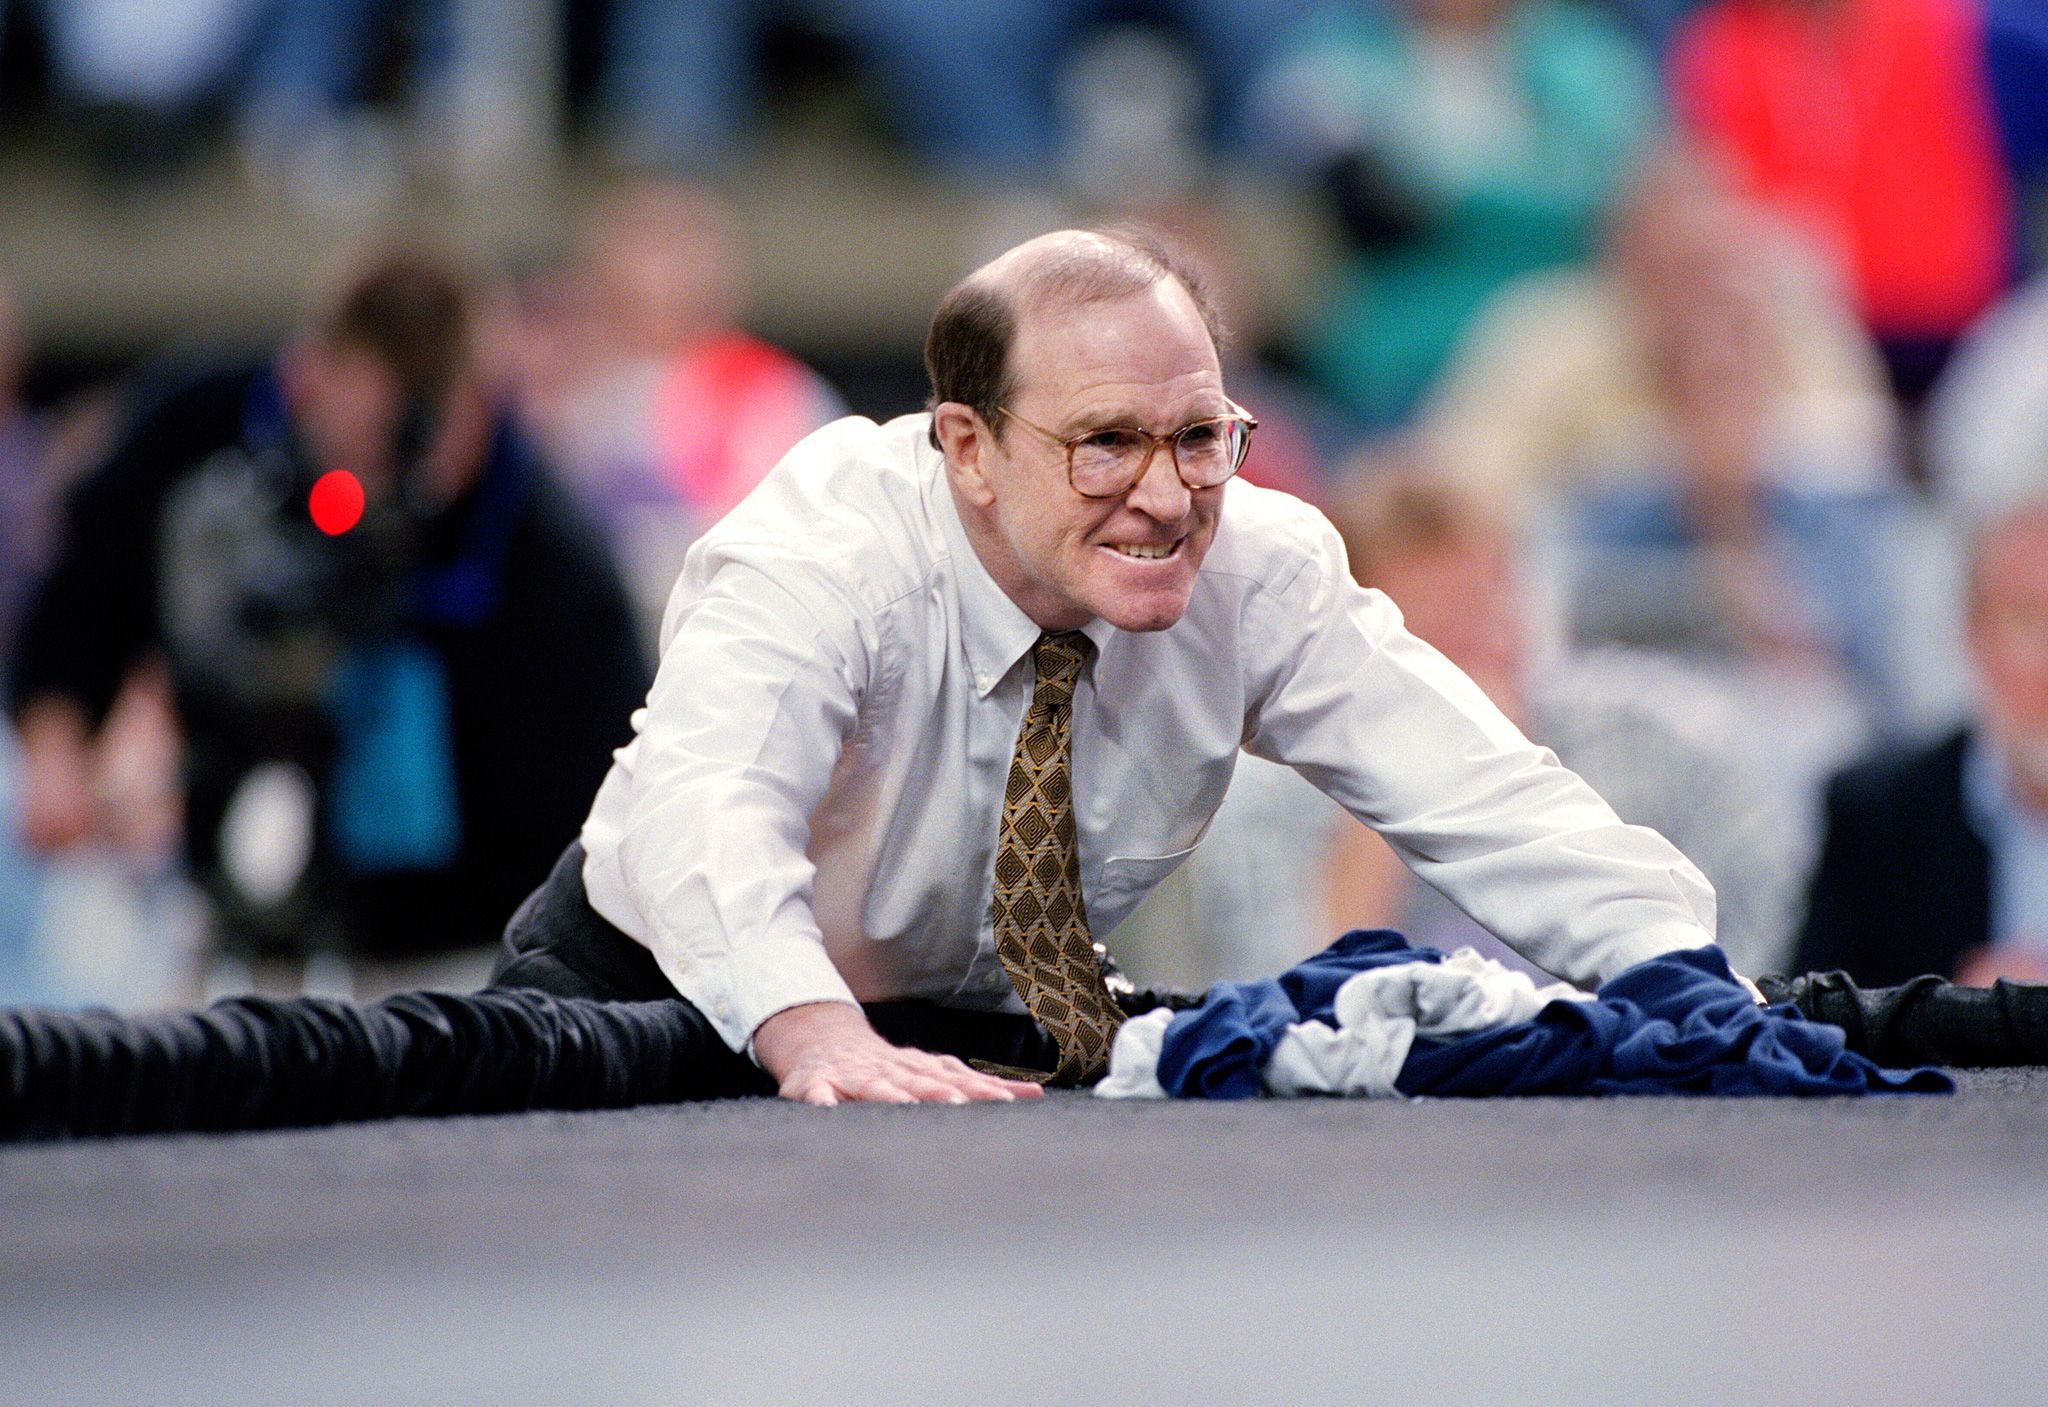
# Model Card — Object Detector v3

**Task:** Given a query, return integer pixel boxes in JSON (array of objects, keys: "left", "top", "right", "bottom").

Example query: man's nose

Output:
[{"left": 1124, "top": 442, "right": 1192, "bottom": 521}]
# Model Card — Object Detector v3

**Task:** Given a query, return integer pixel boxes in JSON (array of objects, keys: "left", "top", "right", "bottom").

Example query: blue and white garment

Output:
[{"left": 1097, "top": 929, "right": 1952, "bottom": 1099}]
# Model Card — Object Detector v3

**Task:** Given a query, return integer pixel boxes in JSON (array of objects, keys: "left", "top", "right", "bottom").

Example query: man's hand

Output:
[{"left": 752, "top": 1001, "right": 1046, "bottom": 1107}]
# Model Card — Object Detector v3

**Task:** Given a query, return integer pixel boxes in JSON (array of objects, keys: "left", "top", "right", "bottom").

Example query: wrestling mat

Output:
[{"left": 4, "top": 1069, "right": 2044, "bottom": 1405}]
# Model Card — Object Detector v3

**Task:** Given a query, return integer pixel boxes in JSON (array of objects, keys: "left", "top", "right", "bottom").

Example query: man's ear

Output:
[{"left": 933, "top": 402, "right": 997, "bottom": 508}]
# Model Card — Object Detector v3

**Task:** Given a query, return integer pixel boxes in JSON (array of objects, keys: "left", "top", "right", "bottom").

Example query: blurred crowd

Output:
[{"left": 3, "top": 0, "right": 2048, "bottom": 1007}]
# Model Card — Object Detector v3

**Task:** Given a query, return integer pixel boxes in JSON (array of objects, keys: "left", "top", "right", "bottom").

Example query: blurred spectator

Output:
[
  {"left": 1982, "top": 0, "right": 2048, "bottom": 210},
  {"left": 1110, "top": 463, "right": 1803, "bottom": 989},
  {"left": 7, "top": 244, "right": 649, "bottom": 999},
  {"left": 1795, "top": 500, "right": 2048, "bottom": 986},
  {"left": 243, "top": 0, "right": 560, "bottom": 204},
  {"left": 516, "top": 178, "right": 845, "bottom": 639},
  {"left": 597, "top": 0, "right": 1311, "bottom": 184},
  {"left": 595, "top": 0, "right": 1076, "bottom": 178},
  {"left": 0, "top": 278, "right": 50, "bottom": 1002},
  {"left": 0, "top": 281, "right": 195, "bottom": 1008},
  {"left": 1422, "top": 145, "right": 1964, "bottom": 732},
  {"left": 1248, "top": 0, "right": 1662, "bottom": 428},
  {"left": 1922, "top": 272, "right": 2048, "bottom": 520},
  {"left": 0, "top": 280, "right": 52, "bottom": 660},
  {"left": 1669, "top": 0, "right": 2048, "bottom": 404},
  {"left": 38, "top": 0, "right": 269, "bottom": 178}
]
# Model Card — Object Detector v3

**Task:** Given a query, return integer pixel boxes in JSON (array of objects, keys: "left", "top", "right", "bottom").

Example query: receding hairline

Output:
[{"left": 949, "top": 226, "right": 1225, "bottom": 353}]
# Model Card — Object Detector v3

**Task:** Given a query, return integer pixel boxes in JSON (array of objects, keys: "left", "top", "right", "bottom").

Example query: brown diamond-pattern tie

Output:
[{"left": 984, "top": 630, "right": 1125, "bottom": 1087}]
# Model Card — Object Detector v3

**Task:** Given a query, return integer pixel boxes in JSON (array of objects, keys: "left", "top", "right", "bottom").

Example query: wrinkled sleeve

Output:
[
  {"left": 1239, "top": 518, "right": 1716, "bottom": 987},
  {"left": 601, "top": 554, "right": 870, "bottom": 1052}
]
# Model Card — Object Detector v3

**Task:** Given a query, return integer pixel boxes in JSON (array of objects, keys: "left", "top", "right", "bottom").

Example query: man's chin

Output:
[{"left": 1095, "top": 589, "right": 1195, "bottom": 634}]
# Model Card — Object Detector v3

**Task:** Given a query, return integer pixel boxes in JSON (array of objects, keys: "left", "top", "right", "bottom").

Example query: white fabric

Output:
[
  {"left": 1094, "top": 1008, "right": 1174, "bottom": 1100},
  {"left": 1271, "top": 949, "right": 1590, "bottom": 1097},
  {"left": 1097, "top": 948, "right": 1591, "bottom": 1100},
  {"left": 580, "top": 414, "right": 1717, "bottom": 1052}
]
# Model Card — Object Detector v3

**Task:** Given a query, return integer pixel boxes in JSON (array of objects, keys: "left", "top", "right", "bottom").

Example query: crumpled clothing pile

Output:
[{"left": 1096, "top": 930, "right": 1952, "bottom": 1100}]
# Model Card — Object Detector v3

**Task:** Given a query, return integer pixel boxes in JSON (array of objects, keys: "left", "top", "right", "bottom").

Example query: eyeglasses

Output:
[{"left": 996, "top": 404, "right": 1258, "bottom": 500}]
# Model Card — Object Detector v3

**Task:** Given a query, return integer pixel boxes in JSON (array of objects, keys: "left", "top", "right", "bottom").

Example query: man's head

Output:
[
  {"left": 927, "top": 227, "right": 1238, "bottom": 633},
  {"left": 287, "top": 244, "right": 491, "bottom": 506},
  {"left": 1967, "top": 501, "right": 2048, "bottom": 805}
]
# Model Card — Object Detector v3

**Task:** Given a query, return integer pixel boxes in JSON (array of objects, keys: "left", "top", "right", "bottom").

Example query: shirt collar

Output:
[{"left": 921, "top": 421, "right": 1116, "bottom": 698}]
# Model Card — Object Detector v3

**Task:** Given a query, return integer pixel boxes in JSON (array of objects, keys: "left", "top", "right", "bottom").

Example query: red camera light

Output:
[{"left": 309, "top": 470, "right": 365, "bottom": 536}]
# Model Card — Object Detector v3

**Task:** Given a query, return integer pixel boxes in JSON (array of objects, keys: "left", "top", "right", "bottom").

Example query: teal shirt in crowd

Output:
[{"left": 1255, "top": 1, "right": 1662, "bottom": 427}]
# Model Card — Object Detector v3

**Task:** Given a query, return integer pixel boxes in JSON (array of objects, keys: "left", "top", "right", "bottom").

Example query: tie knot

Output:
[{"left": 1031, "top": 631, "right": 1092, "bottom": 709}]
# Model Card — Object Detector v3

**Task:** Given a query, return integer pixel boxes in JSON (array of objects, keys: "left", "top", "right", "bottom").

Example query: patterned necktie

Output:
[{"left": 986, "top": 630, "right": 1125, "bottom": 1087}]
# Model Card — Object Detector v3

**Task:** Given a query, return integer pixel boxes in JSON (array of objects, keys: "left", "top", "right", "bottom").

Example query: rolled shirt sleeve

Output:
[{"left": 590, "top": 556, "right": 869, "bottom": 1050}]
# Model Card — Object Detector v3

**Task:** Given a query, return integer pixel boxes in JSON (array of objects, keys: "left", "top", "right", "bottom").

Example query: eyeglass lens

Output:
[{"left": 1069, "top": 418, "right": 1252, "bottom": 496}]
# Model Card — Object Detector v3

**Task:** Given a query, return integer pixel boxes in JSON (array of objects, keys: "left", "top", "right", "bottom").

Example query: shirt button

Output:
[{"left": 984, "top": 971, "right": 1007, "bottom": 990}]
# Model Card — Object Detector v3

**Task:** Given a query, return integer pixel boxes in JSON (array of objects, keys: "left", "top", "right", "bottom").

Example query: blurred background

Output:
[{"left": 2, "top": 0, "right": 2046, "bottom": 1011}]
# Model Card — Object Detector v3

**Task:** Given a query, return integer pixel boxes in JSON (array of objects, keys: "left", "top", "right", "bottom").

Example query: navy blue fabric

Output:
[
  {"left": 1155, "top": 930, "right": 1953, "bottom": 1100},
  {"left": 1156, "top": 929, "right": 1439, "bottom": 1097}
]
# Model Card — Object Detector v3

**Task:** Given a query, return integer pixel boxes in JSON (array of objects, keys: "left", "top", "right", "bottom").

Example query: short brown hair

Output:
[
  {"left": 311, "top": 244, "right": 480, "bottom": 400},
  {"left": 922, "top": 225, "right": 1229, "bottom": 448}
]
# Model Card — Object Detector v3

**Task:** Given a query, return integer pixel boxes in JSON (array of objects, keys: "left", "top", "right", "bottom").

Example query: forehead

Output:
[{"left": 1005, "top": 280, "right": 1223, "bottom": 423}]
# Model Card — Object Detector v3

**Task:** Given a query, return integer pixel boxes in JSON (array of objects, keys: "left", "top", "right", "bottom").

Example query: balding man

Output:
[
  {"left": 1795, "top": 499, "right": 2048, "bottom": 987},
  {"left": 487, "top": 226, "right": 1733, "bottom": 1105}
]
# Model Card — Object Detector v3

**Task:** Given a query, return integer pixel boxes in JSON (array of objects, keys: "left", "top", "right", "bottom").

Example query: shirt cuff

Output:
[
  {"left": 662, "top": 929, "right": 860, "bottom": 1055},
  {"left": 1593, "top": 925, "right": 1713, "bottom": 984}
]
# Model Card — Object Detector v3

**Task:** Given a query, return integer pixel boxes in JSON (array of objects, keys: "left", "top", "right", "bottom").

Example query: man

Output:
[
  {"left": 491, "top": 226, "right": 1730, "bottom": 1104},
  {"left": 6, "top": 228, "right": 2043, "bottom": 1141},
  {"left": 1796, "top": 499, "right": 2048, "bottom": 986},
  {"left": 8, "top": 246, "right": 648, "bottom": 994}
]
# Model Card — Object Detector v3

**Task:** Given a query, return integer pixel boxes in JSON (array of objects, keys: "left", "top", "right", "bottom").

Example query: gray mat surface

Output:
[{"left": 5, "top": 1069, "right": 2046, "bottom": 1406}]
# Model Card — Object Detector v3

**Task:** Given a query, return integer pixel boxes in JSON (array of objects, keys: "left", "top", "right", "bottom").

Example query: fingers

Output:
[
  {"left": 898, "top": 1052, "right": 1047, "bottom": 1103},
  {"left": 777, "top": 1047, "right": 1048, "bottom": 1106}
]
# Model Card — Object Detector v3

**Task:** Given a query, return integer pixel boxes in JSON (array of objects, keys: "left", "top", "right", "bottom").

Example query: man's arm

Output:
[
  {"left": 1242, "top": 516, "right": 1720, "bottom": 989},
  {"left": 601, "top": 556, "right": 1035, "bottom": 1105}
]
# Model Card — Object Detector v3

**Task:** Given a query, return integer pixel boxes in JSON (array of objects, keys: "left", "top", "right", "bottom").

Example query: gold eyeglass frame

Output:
[{"left": 995, "top": 404, "right": 1259, "bottom": 500}]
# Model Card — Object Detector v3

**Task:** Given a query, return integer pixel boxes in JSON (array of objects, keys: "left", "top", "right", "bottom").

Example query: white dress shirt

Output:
[{"left": 580, "top": 414, "right": 1717, "bottom": 1052}]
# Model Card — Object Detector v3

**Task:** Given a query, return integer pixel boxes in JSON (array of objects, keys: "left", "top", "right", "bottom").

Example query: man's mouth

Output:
[{"left": 1105, "top": 539, "right": 1181, "bottom": 560}]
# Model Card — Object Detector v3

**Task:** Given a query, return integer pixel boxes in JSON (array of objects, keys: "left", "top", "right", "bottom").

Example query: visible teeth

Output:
[{"left": 1111, "top": 543, "right": 1175, "bottom": 559}]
